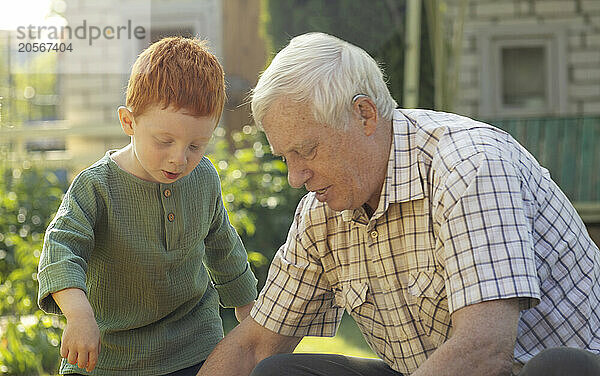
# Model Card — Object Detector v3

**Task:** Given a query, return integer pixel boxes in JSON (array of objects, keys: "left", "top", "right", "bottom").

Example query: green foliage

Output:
[
  {"left": 262, "top": 0, "right": 434, "bottom": 108},
  {"left": 0, "top": 314, "right": 63, "bottom": 375},
  {"left": 0, "top": 164, "right": 68, "bottom": 375},
  {"left": 209, "top": 125, "right": 305, "bottom": 289}
]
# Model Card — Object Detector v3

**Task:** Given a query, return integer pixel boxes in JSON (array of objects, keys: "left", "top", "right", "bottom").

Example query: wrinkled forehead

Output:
[
  {"left": 262, "top": 97, "right": 314, "bottom": 123},
  {"left": 261, "top": 98, "right": 319, "bottom": 156}
]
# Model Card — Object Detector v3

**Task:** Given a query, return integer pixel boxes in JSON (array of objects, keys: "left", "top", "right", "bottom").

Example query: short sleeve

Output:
[{"left": 434, "top": 153, "right": 541, "bottom": 314}]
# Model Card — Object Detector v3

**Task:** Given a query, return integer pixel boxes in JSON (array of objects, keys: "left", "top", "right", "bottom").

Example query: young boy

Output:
[{"left": 37, "top": 37, "right": 257, "bottom": 376}]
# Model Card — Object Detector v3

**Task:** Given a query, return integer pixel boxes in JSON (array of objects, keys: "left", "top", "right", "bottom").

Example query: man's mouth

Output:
[
  {"left": 309, "top": 185, "right": 331, "bottom": 198},
  {"left": 313, "top": 186, "right": 331, "bottom": 200}
]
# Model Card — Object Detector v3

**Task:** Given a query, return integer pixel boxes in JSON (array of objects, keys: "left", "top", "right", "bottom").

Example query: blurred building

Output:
[
  {"left": 2, "top": 0, "right": 598, "bottom": 239},
  {"left": 445, "top": 0, "right": 600, "bottom": 118},
  {"left": 1, "top": 0, "right": 267, "bottom": 174}
]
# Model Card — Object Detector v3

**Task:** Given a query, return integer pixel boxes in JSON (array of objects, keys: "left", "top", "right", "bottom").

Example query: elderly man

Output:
[{"left": 199, "top": 32, "right": 600, "bottom": 376}]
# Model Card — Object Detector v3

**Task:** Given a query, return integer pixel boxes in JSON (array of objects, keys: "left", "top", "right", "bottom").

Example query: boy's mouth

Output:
[{"left": 162, "top": 170, "right": 180, "bottom": 180}]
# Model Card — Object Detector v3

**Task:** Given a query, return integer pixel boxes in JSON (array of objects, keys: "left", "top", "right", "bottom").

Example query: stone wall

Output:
[{"left": 446, "top": 0, "right": 600, "bottom": 118}]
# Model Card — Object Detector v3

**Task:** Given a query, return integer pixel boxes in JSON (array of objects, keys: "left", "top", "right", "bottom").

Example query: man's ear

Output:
[
  {"left": 352, "top": 96, "right": 378, "bottom": 136},
  {"left": 117, "top": 106, "right": 135, "bottom": 136}
]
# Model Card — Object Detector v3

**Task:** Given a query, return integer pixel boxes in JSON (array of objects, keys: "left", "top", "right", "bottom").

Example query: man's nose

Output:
[{"left": 287, "top": 160, "right": 312, "bottom": 189}]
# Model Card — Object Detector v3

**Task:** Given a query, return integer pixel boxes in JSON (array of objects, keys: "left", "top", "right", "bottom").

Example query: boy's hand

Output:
[
  {"left": 61, "top": 312, "right": 101, "bottom": 372},
  {"left": 234, "top": 302, "right": 254, "bottom": 322},
  {"left": 52, "top": 288, "right": 101, "bottom": 372}
]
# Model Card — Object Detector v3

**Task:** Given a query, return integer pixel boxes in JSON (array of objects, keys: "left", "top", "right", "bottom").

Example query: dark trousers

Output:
[
  {"left": 250, "top": 348, "right": 600, "bottom": 376},
  {"left": 66, "top": 360, "right": 204, "bottom": 376},
  {"left": 518, "top": 347, "right": 600, "bottom": 376},
  {"left": 250, "top": 353, "right": 403, "bottom": 376}
]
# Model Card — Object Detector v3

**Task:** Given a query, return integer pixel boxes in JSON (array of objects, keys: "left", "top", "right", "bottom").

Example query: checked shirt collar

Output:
[{"left": 341, "top": 110, "right": 425, "bottom": 223}]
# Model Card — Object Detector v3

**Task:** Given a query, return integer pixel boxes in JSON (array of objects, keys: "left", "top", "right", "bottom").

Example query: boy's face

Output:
[{"left": 119, "top": 105, "right": 217, "bottom": 184}]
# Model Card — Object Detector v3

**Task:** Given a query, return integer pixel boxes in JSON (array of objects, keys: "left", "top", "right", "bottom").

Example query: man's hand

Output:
[
  {"left": 198, "top": 316, "right": 302, "bottom": 376},
  {"left": 234, "top": 302, "right": 254, "bottom": 322},
  {"left": 52, "top": 288, "right": 101, "bottom": 372}
]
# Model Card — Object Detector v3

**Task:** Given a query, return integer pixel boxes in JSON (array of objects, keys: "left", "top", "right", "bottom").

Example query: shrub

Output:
[
  {"left": 209, "top": 125, "right": 305, "bottom": 289},
  {"left": 0, "top": 164, "right": 68, "bottom": 375}
]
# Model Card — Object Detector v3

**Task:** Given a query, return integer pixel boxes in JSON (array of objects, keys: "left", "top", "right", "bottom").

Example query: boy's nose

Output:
[{"left": 169, "top": 148, "right": 187, "bottom": 168}]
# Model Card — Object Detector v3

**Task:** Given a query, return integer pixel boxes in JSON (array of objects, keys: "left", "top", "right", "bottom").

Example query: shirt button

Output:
[
  {"left": 370, "top": 230, "right": 378, "bottom": 239},
  {"left": 167, "top": 213, "right": 175, "bottom": 222},
  {"left": 163, "top": 189, "right": 172, "bottom": 198}
]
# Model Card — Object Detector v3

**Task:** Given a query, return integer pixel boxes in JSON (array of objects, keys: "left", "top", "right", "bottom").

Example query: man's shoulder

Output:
[
  {"left": 399, "top": 109, "right": 513, "bottom": 169},
  {"left": 400, "top": 109, "right": 504, "bottom": 144}
]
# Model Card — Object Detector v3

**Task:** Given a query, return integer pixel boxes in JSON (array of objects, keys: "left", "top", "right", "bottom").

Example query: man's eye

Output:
[{"left": 302, "top": 146, "right": 317, "bottom": 159}]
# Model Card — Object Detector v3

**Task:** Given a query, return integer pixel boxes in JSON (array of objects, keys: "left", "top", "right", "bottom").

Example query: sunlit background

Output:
[{"left": 0, "top": 1, "right": 58, "bottom": 31}]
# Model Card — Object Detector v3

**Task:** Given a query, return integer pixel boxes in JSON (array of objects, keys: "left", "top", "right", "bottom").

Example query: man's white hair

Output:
[{"left": 251, "top": 32, "right": 397, "bottom": 130}]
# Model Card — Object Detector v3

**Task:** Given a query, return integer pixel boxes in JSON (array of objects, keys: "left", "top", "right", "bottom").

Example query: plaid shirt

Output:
[{"left": 251, "top": 109, "right": 600, "bottom": 374}]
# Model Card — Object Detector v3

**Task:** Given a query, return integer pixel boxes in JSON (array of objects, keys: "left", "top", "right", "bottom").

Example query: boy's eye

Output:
[
  {"left": 156, "top": 137, "right": 172, "bottom": 144},
  {"left": 189, "top": 144, "right": 200, "bottom": 151}
]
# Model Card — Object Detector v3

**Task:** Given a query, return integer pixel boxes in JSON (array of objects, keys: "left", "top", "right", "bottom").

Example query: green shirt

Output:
[{"left": 37, "top": 151, "right": 258, "bottom": 375}]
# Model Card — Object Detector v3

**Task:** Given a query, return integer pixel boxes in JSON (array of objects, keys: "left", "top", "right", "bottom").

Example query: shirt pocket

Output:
[
  {"left": 334, "top": 281, "right": 369, "bottom": 311},
  {"left": 333, "top": 281, "right": 378, "bottom": 335},
  {"left": 404, "top": 270, "right": 449, "bottom": 338}
]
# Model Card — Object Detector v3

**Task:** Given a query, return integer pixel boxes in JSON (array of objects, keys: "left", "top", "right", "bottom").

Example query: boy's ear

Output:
[
  {"left": 352, "top": 96, "right": 378, "bottom": 137},
  {"left": 117, "top": 106, "right": 135, "bottom": 136}
]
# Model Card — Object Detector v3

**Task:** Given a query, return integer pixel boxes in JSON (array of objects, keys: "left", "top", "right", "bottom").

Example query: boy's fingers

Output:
[
  {"left": 77, "top": 351, "right": 89, "bottom": 370},
  {"left": 87, "top": 349, "right": 98, "bottom": 372},
  {"left": 60, "top": 344, "right": 68, "bottom": 359},
  {"left": 67, "top": 350, "right": 78, "bottom": 365}
]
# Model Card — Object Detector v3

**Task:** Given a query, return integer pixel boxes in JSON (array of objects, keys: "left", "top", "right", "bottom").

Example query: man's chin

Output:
[
  {"left": 314, "top": 192, "right": 353, "bottom": 212},
  {"left": 324, "top": 200, "right": 350, "bottom": 213}
]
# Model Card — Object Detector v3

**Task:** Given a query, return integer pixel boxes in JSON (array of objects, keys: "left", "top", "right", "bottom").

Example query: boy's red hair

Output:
[{"left": 126, "top": 37, "right": 226, "bottom": 120}]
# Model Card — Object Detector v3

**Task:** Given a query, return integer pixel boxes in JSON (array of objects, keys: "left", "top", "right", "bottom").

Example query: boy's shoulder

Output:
[
  {"left": 189, "top": 156, "right": 220, "bottom": 183},
  {"left": 74, "top": 152, "right": 112, "bottom": 182},
  {"left": 66, "top": 153, "right": 114, "bottom": 196}
]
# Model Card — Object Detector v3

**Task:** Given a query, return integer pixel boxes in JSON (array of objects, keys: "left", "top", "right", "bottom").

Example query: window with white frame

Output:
[{"left": 479, "top": 26, "right": 567, "bottom": 118}]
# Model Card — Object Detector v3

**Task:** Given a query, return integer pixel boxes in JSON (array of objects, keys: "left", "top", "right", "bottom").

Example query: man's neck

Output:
[
  {"left": 362, "top": 203, "right": 375, "bottom": 218},
  {"left": 364, "top": 119, "right": 393, "bottom": 217}
]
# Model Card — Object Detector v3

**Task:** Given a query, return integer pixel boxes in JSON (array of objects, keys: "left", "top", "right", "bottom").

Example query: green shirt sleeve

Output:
[
  {"left": 37, "top": 171, "right": 100, "bottom": 314},
  {"left": 203, "top": 173, "right": 258, "bottom": 308}
]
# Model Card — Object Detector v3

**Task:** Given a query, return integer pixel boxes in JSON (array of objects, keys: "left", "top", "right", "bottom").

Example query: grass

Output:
[
  {"left": 295, "top": 336, "right": 376, "bottom": 358},
  {"left": 294, "top": 313, "right": 377, "bottom": 358},
  {"left": 223, "top": 311, "right": 377, "bottom": 358}
]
